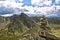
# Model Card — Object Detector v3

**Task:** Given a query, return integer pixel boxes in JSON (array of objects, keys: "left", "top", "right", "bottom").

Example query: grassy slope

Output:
[{"left": 0, "top": 15, "right": 60, "bottom": 40}]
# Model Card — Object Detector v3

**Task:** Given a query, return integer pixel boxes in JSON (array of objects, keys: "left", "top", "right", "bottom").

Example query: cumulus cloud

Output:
[
  {"left": 31, "top": 0, "right": 52, "bottom": 6},
  {"left": 0, "top": 0, "right": 60, "bottom": 17},
  {"left": 25, "top": 4, "right": 60, "bottom": 17},
  {"left": 0, "top": 0, "right": 23, "bottom": 16},
  {"left": 0, "top": 1, "right": 23, "bottom": 8},
  {"left": 1, "top": 0, "right": 23, "bottom": 2},
  {"left": 1, "top": 14, "right": 13, "bottom": 17},
  {"left": 56, "top": 6, "right": 60, "bottom": 9},
  {"left": 20, "top": 5, "right": 59, "bottom": 17},
  {"left": 1, "top": 4, "right": 59, "bottom": 17},
  {"left": 23, "top": 6, "right": 34, "bottom": 14},
  {"left": 55, "top": 0, "right": 60, "bottom": 4}
]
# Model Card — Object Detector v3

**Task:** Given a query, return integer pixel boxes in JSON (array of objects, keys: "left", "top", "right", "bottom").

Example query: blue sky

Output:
[
  {"left": 23, "top": 0, "right": 31, "bottom": 6},
  {"left": 0, "top": 0, "right": 60, "bottom": 17},
  {"left": 23, "top": 0, "right": 54, "bottom": 6}
]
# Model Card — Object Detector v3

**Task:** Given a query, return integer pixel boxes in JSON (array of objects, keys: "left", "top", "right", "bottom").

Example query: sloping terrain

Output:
[{"left": 0, "top": 13, "right": 60, "bottom": 40}]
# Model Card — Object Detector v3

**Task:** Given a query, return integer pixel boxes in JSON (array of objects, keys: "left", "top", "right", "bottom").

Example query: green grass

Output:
[{"left": 0, "top": 24, "right": 60, "bottom": 40}]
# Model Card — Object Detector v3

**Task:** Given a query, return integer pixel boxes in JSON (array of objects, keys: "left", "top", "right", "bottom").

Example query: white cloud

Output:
[
  {"left": 2, "top": 0, "right": 23, "bottom": 2},
  {"left": 19, "top": 0, "right": 23, "bottom": 2},
  {"left": 56, "top": 6, "right": 60, "bottom": 9},
  {"left": 23, "top": 6, "right": 34, "bottom": 14},
  {"left": 0, "top": 0, "right": 60, "bottom": 17},
  {"left": 0, "top": 1, "right": 23, "bottom": 8},
  {"left": 34, "top": 5, "right": 55, "bottom": 14},
  {"left": 5, "top": 0, "right": 16, "bottom": 2},
  {"left": 23, "top": 5, "right": 59, "bottom": 17},
  {"left": 43, "top": 0, "right": 52, "bottom": 6},
  {"left": 18, "top": 5, "right": 58, "bottom": 16},
  {"left": 31, "top": 0, "right": 52, "bottom": 6},
  {"left": 55, "top": 0, "right": 60, "bottom": 4},
  {"left": 1, "top": 14, "right": 13, "bottom": 17},
  {"left": 17, "top": 4, "right": 60, "bottom": 17},
  {"left": 0, "top": 0, "right": 23, "bottom": 15},
  {"left": 0, "top": 0, "right": 23, "bottom": 8}
]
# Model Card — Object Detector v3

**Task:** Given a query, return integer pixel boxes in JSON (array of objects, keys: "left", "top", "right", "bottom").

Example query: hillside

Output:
[
  {"left": 31, "top": 17, "right": 60, "bottom": 24},
  {"left": 0, "top": 13, "right": 60, "bottom": 40},
  {"left": 0, "top": 13, "right": 40, "bottom": 40}
]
